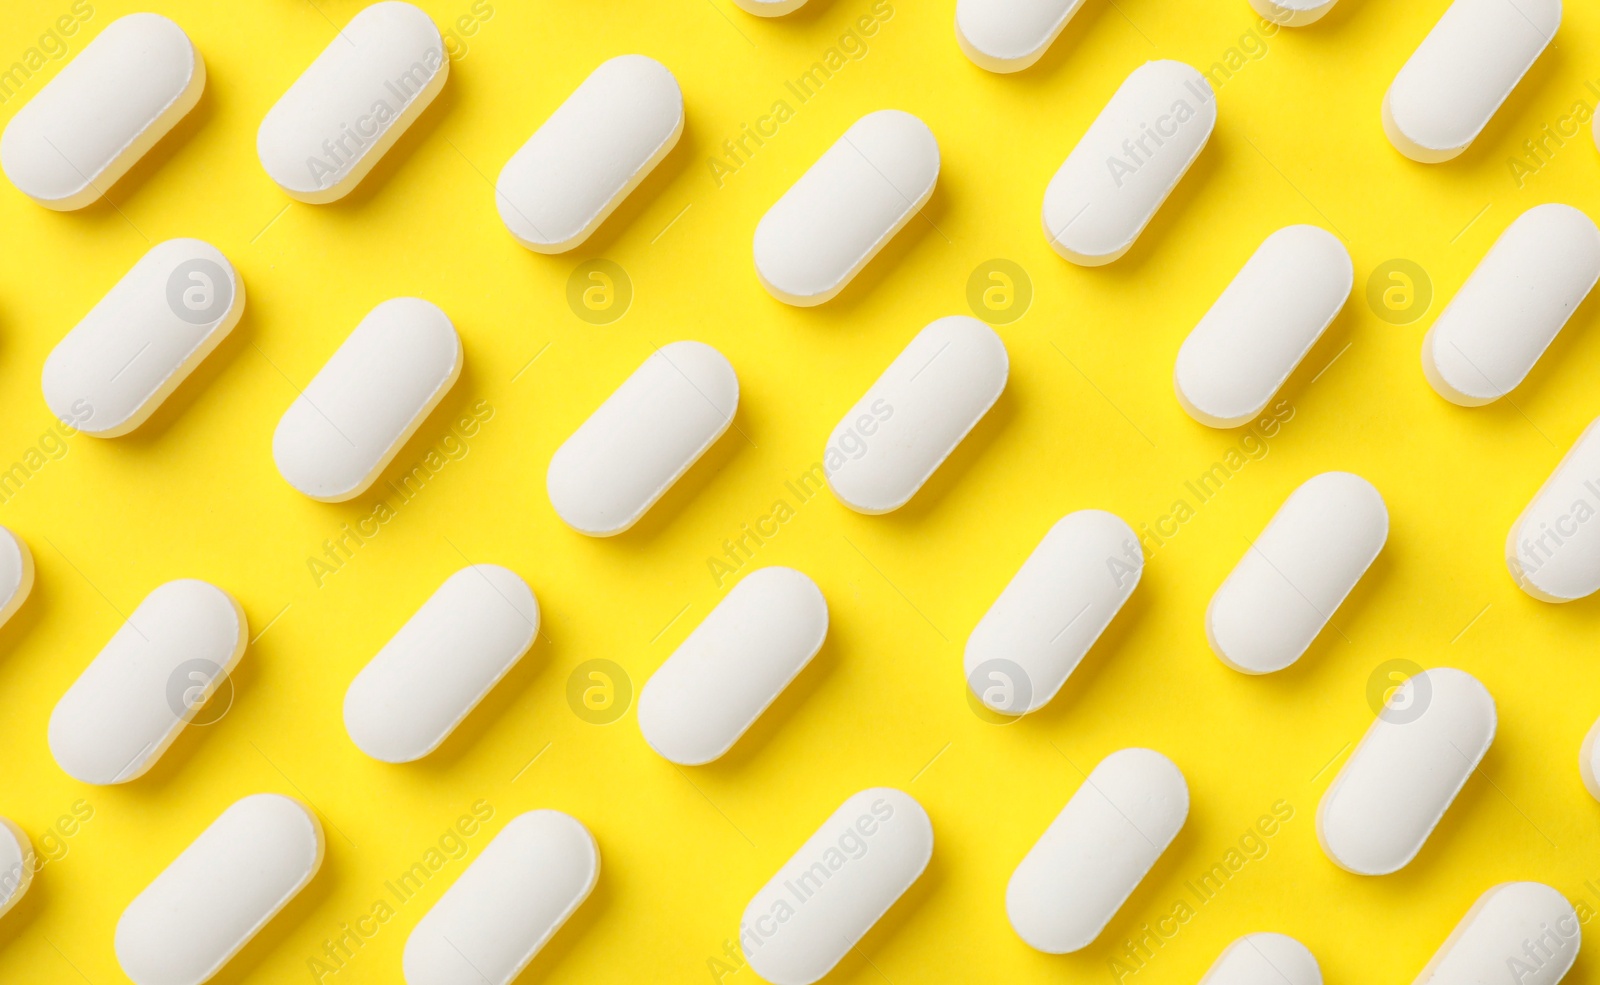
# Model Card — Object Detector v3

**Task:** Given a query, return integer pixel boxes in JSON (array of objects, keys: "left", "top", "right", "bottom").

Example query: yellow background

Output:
[{"left": 0, "top": 0, "right": 1598, "bottom": 982}]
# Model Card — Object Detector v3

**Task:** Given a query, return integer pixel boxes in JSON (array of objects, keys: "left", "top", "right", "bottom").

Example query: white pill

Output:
[
  {"left": 741, "top": 788, "right": 931, "bottom": 985},
  {"left": 0, "top": 526, "right": 34, "bottom": 632},
  {"left": 496, "top": 55, "right": 681, "bottom": 253},
  {"left": 344, "top": 565, "right": 539, "bottom": 763},
  {"left": 404, "top": 810, "right": 597, "bottom": 985},
  {"left": 1582, "top": 715, "right": 1600, "bottom": 802},
  {"left": 0, "top": 14, "right": 202, "bottom": 211},
  {"left": 48, "top": 580, "right": 246, "bottom": 785},
  {"left": 955, "top": 0, "right": 1087, "bottom": 73},
  {"left": 1200, "top": 933, "right": 1322, "bottom": 984},
  {"left": 638, "top": 567, "right": 827, "bottom": 765},
  {"left": 1207, "top": 472, "right": 1387, "bottom": 674},
  {"left": 0, "top": 818, "right": 32, "bottom": 920},
  {"left": 1175, "top": 225, "right": 1352, "bottom": 428},
  {"left": 547, "top": 341, "right": 738, "bottom": 537},
  {"left": 258, "top": 2, "right": 447, "bottom": 203},
  {"left": 965, "top": 511, "right": 1141, "bottom": 716},
  {"left": 1007, "top": 748, "right": 1187, "bottom": 953},
  {"left": 1043, "top": 60, "right": 1215, "bottom": 265},
  {"left": 754, "top": 110, "right": 939, "bottom": 306},
  {"left": 1383, "top": 0, "right": 1559, "bottom": 164},
  {"left": 273, "top": 298, "right": 461, "bottom": 503},
  {"left": 1423, "top": 204, "right": 1600, "bottom": 406},
  {"left": 1247, "top": 0, "right": 1338, "bottom": 27},
  {"left": 1415, "top": 883, "right": 1579, "bottom": 985},
  {"left": 733, "top": 0, "right": 809, "bottom": 15},
  {"left": 824, "top": 316, "right": 1007, "bottom": 514},
  {"left": 43, "top": 239, "right": 244, "bottom": 437},
  {"left": 116, "top": 794, "right": 323, "bottom": 985},
  {"left": 1317, "top": 667, "right": 1495, "bottom": 876},
  {"left": 1507, "top": 417, "right": 1600, "bottom": 602}
]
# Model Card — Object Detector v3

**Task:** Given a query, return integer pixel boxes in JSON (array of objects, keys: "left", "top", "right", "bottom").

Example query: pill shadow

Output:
[
  {"left": 878, "top": 386, "right": 1015, "bottom": 526},
  {"left": 1377, "top": 741, "right": 1501, "bottom": 882},
  {"left": 1489, "top": 275, "right": 1600, "bottom": 406},
  {"left": 361, "top": 358, "right": 487, "bottom": 505},
  {"left": 1083, "top": 816, "right": 1200, "bottom": 968},
  {"left": 769, "top": 0, "right": 841, "bottom": 27},
  {"left": 574, "top": 116, "right": 697, "bottom": 257},
  {"left": 798, "top": 183, "right": 950, "bottom": 318},
  {"left": 130, "top": 653, "right": 261, "bottom": 794},
  {"left": 1095, "top": 137, "right": 1224, "bottom": 280},
  {"left": 79, "top": 76, "right": 215, "bottom": 215},
  {"left": 601, "top": 413, "right": 752, "bottom": 548},
  {"left": 0, "top": 866, "right": 48, "bottom": 954},
  {"left": 698, "top": 632, "right": 839, "bottom": 775},
  {"left": 0, "top": 573, "right": 47, "bottom": 660},
  {"left": 1019, "top": 579, "right": 1153, "bottom": 728},
  {"left": 1263, "top": 300, "right": 1354, "bottom": 417},
  {"left": 991, "top": 0, "right": 1109, "bottom": 83},
  {"left": 116, "top": 302, "right": 255, "bottom": 448},
  {"left": 414, "top": 635, "right": 558, "bottom": 774},
  {"left": 1448, "top": 41, "right": 1563, "bottom": 171},
  {"left": 513, "top": 863, "right": 612, "bottom": 984},
  {"left": 321, "top": 72, "right": 457, "bottom": 213},
  {"left": 847, "top": 840, "right": 942, "bottom": 975},
  {"left": 205, "top": 840, "right": 340, "bottom": 985}
]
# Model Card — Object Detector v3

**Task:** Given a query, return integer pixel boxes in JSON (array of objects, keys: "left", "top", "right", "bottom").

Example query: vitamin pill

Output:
[
  {"left": 955, "top": 0, "right": 1086, "bottom": 73},
  {"left": 733, "top": 0, "right": 810, "bottom": 14},
  {"left": 1247, "top": 0, "right": 1338, "bottom": 27},
  {"left": 1199, "top": 933, "right": 1322, "bottom": 984},
  {"left": 1583, "top": 715, "right": 1600, "bottom": 802},
  {"left": 1507, "top": 416, "right": 1600, "bottom": 602},
  {"left": 0, "top": 526, "right": 33, "bottom": 631},
  {"left": 0, "top": 818, "right": 31, "bottom": 920},
  {"left": 1415, "top": 883, "right": 1578, "bottom": 984}
]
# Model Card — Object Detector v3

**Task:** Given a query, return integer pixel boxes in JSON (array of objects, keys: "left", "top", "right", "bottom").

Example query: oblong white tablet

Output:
[
  {"left": 1200, "top": 933, "right": 1322, "bottom": 985},
  {"left": 754, "top": 110, "right": 939, "bottom": 306},
  {"left": 257, "top": 2, "right": 447, "bottom": 203},
  {"left": 48, "top": 580, "right": 246, "bottom": 785},
  {"left": 344, "top": 565, "right": 539, "bottom": 763},
  {"left": 547, "top": 341, "right": 738, "bottom": 536},
  {"left": 1043, "top": 60, "right": 1215, "bottom": 265},
  {"left": 965, "top": 510, "right": 1141, "bottom": 715},
  {"left": 272, "top": 297, "right": 461, "bottom": 503},
  {"left": 824, "top": 316, "right": 1007, "bottom": 514},
  {"left": 1175, "top": 225, "right": 1352, "bottom": 428},
  {"left": 0, "top": 13, "right": 203, "bottom": 211},
  {"left": 1415, "top": 883, "right": 1579, "bottom": 985},
  {"left": 0, "top": 818, "right": 32, "bottom": 920},
  {"left": 1383, "top": 0, "right": 1559, "bottom": 163},
  {"left": 733, "top": 0, "right": 809, "bottom": 15},
  {"left": 404, "top": 810, "right": 597, "bottom": 985},
  {"left": 638, "top": 567, "right": 827, "bottom": 765},
  {"left": 43, "top": 239, "right": 245, "bottom": 437},
  {"left": 1508, "top": 417, "right": 1600, "bottom": 602},
  {"left": 116, "top": 794, "right": 323, "bottom": 985},
  {"left": 1317, "top": 667, "right": 1495, "bottom": 876},
  {"left": 955, "top": 0, "right": 1087, "bottom": 73},
  {"left": 1007, "top": 748, "right": 1187, "bottom": 953},
  {"left": 1581, "top": 715, "right": 1600, "bottom": 802},
  {"left": 741, "top": 788, "right": 931, "bottom": 985},
  {"left": 1207, "top": 472, "right": 1387, "bottom": 674},
  {"left": 496, "top": 55, "right": 682, "bottom": 253},
  {"left": 0, "top": 527, "right": 34, "bottom": 633},
  {"left": 1247, "top": 0, "right": 1338, "bottom": 27},
  {"left": 1423, "top": 204, "right": 1600, "bottom": 406}
]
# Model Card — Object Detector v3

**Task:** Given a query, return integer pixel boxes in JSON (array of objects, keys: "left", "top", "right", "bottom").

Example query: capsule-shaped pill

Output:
[
  {"left": 1582, "top": 715, "right": 1600, "bottom": 802},
  {"left": 496, "top": 55, "right": 682, "bottom": 253},
  {"left": 1175, "top": 225, "right": 1352, "bottom": 428},
  {"left": 1423, "top": 204, "right": 1600, "bottom": 406},
  {"left": 404, "top": 811, "right": 598, "bottom": 985},
  {"left": 1507, "top": 417, "right": 1600, "bottom": 602},
  {"left": 1, "top": 14, "right": 203, "bottom": 211},
  {"left": 116, "top": 794, "right": 323, "bottom": 985},
  {"left": 1318, "top": 668, "right": 1495, "bottom": 876},
  {"left": 0, "top": 527, "right": 34, "bottom": 632},
  {"left": 273, "top": 298, "right": 461, "bottom": 503},
  {"left": 547, "top": 341, "right": 738, "bottom": 536},
  {"left": 965, "top": 511, "right": 1141, "bottom": 716},
  {"left": 1007, "top": 748, "right": 1187, "bottom": 953},
  {"left": 49, "top": 580, "right": 246, "bottom": 785},
  {"left": 1200, "top": 933, "right": 1322, "bottom": 984},
  {"left": 258, "top": 2, "right": 447, "bottom": 203},
  {"left": 344, "top": 565, "right": 539, "bottom": 763},
  {"left": 1207, "top": 472, "right": 1387, "bottom": 674},
  {"left": 1247, "top": 0, "right": 1339, "bottom": 27},
  {"left": 733, "top": 0, "right": 810, "bottom": 14},
  {"left": 1383, "top": 0, "right": 1559, "bottom": 163},
  {"left": 1415, "top": 883, "right": 1579, "bottom": 984},
  {"left": 741, "top": 788, "right": 931, "bottom": 985},
  {"left": 955, "top": 0, "right": 1087, "bottom": 73},
  {"left": 44, "top": 239, "right": 244, "bottom": 437},
  {"left": 0, "top": 818, "right": 32, "bottom": 920},
  {"left": 1044, "top": 60, "right": 1215, "bottom": 265},
  {"left": 754, "top": 110, "right": 939, "bottom": 305},
  {"left": 824, "top": 316, "right": 1007, "bottom": 514}
]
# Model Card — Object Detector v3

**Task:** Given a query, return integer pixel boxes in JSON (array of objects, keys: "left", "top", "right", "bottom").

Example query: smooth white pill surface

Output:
[
  {"left": 1247, "top": 0, "right": 1338, "bottom": 27},
  {"left": 344, "top": 565, "right": 539, "bottom": 763},
  {"left": 733, "top": 0, "right": 810, "bottom": 14},
  {"left": 965, "top": 510, "right": 1141, "bottom": 715},
  {"left": 1175, "top": 225, "right": 1352, "bottom": 428},
  {"left": 1508, "top": 417, "right": 1600, "bottom": 602},
  {"left": 1, "top": 14, "right": 202, "bottom": 211},
  {"left": 1200, "top": 933, "right": 1322, "bottom": 984},
  {"left": 1318, "top": 668, "right": 1495, "bottom": 876},
  {"left": 1383, "top": 0, "right": 1559, "bottom": 163},
  {"left": 955, "top": 0, "right": 1087, "bottom": 73},
  {"left": 116, "top": 794, "right": 323, "bottom": 985},
  {"left": 1423, "top": 204, "right": 1600, "bottom": 406},
  {"left": 1415, "top": 883, "right": 1579, "bottom": 985},
  {"left": 43, "top": 239, "right": 244, "bottom": 437},
  {"left": 741, "top": 788, "right": 931, "bottom": 985},
  {"left": 273, "top": 298, "right": 461, "bottom": 503},
  {"left": 0, "top": 818, "right": 32, "bottom": 920},
  {"left": 49, "top": 580, "right": 246, "bottom": 785},
  {"left": 1007, "top": 748, "right": 1187, "bottom": 953},
  {"left": 1582, "top": 715, "right": 1600, "bottom": 802},
  {"left": 754, "top": 110, "right": 939, "bottom": 306},
  {"left": 824, "top": 316, "right": 1007, "bottom": 514},
  {"left": 0, "top": 526, "right": 34, "bottom": 632},
  {"left": 1043, "top": 60, "right": 1215, "bottom": 265},
  {"left": 1207, "top": 472, "right": 1387, "bottom": 674},
  {"left": 404, "top": 810, "right": 597, "bottom": 985},
  {"left": 547, "top": 341, "right": 738, "bottom": 536},
  {"left": 258, "top": 2, "right": 447, "bottom": 203},
  {"left": 496, "top": 55, "right": 681, "bottom": 253}
]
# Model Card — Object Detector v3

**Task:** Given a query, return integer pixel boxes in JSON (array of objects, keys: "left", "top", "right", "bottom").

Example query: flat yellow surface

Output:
[{"left": 1, "top": 0, "right": 1599, "bottom": 982}]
